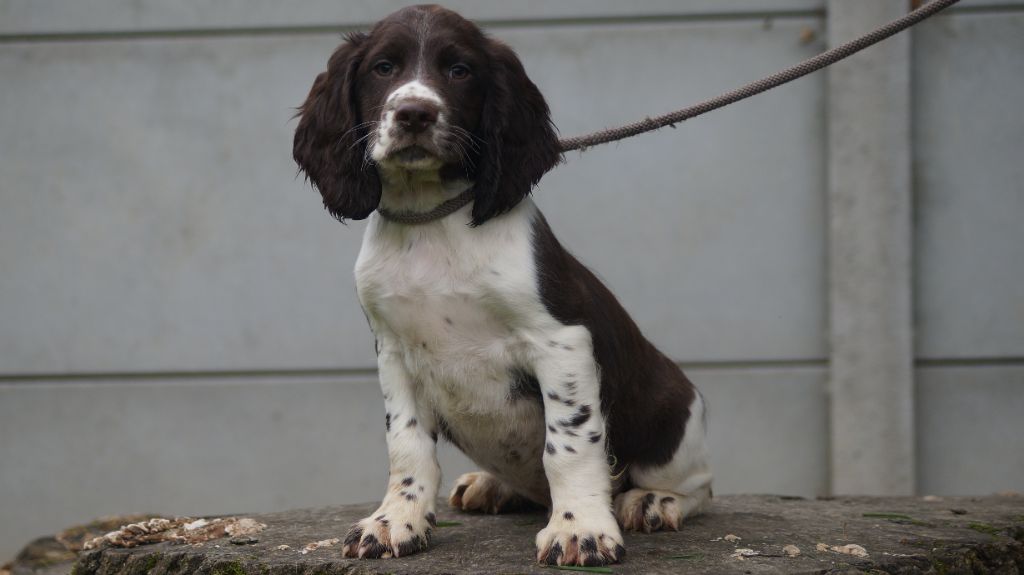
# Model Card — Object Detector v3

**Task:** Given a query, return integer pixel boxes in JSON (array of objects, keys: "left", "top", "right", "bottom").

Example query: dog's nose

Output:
[{"left": 394, "top": 102, "right": 438, "bottom": 134}]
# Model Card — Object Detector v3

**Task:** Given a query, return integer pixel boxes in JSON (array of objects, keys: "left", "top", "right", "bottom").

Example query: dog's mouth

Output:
[
  {"left": 388, "top": 145, "right": 434, "bottom": 163},
  {"left": 381, "top": 144, "right": 447, "bottom": 171}
]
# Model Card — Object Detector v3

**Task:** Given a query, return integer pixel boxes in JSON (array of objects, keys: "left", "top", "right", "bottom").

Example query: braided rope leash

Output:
[{"left": 558, "top": 0, "right": 960, "bottom": 153}]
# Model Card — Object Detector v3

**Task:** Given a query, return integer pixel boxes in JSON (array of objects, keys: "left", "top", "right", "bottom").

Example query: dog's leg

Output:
[
  {"left": 533, "top": 326, "right": 625, "bottom": 566},
  {"left": 342, "top": 339, "right": 440, "bottom": 559},
  {"left": 613, "top": 392, "right": 713, "bottom": 533}
]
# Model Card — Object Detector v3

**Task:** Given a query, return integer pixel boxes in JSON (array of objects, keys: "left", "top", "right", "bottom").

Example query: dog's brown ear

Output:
[
  {"left": 293, "top": 32, "right": 381, "bottom": 222},
  {"left": 471, "top": 39, "right": 562, "bottom": 226}
]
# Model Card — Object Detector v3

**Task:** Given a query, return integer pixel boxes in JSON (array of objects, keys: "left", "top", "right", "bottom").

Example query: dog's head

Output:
[{"left": 293, "top": 4, "right": 562, "bottom": 225}]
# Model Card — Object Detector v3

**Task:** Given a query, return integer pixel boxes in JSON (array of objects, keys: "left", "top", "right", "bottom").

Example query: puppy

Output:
[{"left": 293, "top": 5, "right": 712, "bottom": 567}]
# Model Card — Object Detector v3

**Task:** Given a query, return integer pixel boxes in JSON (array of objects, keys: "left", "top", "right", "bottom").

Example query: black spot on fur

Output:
[
  {"left": 648, "top": 514, "right": 662, "bottom": 530},
  {"left": 375, "top": 514, "right": 386, "bottom": 521},
  {"left": 425, "top": 512, "right": 437, "bottom": 527},
  {"left": 561, "top": 344, "right": 574, "bottom": 351},
  {"left": 661, "top": 496, "right": 676, "bottom": 504},
  {"left": 405, "top": 493, "right": 416, "bottom": 501},
  {"left": 581, "top": 536, "right": 598, "bottom": 554},
  {"left": 559, "top": 405, "right": 591, "bottom": 428},
  {"left": 547, "top": 340, "right": 559, "bottom": 348},
  {"left": 401, "top": 477, "right": 414, "bottom": 487},
  {"left": 430, "top": 431, "right": 439, "bottom": 442},
  {"left": 546, "top": 391, "right": 560, "bottom": 401},
  {"left": 640, "top": 493, "right": 655, "bottom": 523},
  {"left": 359, "top": 533, "right": 389, "bottom": 558},
  {"left": 396, "top": 536, "right": 425, "bottom": 557},
  {"left": 563, "top": 511, "right": 574, "bottom": 520},
  {"left": 545, "top": 442, "right": 556, "bottom": 455},
  {"left": 405, "top": 523, "right": 413, "bottom": 531},
  {"left": 589, "top": 433, "right": 602, "bottom": 443},
  {"left": 444, "top": 317, "right": 453, "bottom": 325},
  {"left": 507, "top": 367, "right": 542, "bottom": 403},
  {"left": 385, "top": 412, "right": 391, "bottom": 432},
  {"left": 437, "top": 418, "right": 461, "bottom": 449},
  {"left": 564, "top": 445, "right": 576, "bottom": 453},
  {"left": 548, "top": 425, "right": 558, "bottom": 434},
  {"left": 343, "top": 526, "right": 363, "bottom": 546},
  {"left": 407, "top": 418, "right": 417, "bottom": 428},
  {"left": 543, "top": 542, "right": 563, "bottom": 565}
]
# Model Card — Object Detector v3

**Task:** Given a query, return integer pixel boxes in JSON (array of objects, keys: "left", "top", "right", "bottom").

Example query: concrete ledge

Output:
[{"left": 7, "top": 495, "right": 1023, "bottom": 575}]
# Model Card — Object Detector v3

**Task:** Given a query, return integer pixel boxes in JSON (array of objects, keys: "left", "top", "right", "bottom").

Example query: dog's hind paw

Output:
[
  {"left": 613, "top": 489, "right": 692, "bottom": 533},
  {"left": 448, "top": 471, "right": 538, "bottom": 514}
]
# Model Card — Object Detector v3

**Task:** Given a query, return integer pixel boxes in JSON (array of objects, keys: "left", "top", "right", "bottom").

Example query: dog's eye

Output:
[
  {"left": 373, "top": 60, "right": 395, "bottom": 77},
  {"left": 449, "top": 64, "right": 471, "bottom": 80}
]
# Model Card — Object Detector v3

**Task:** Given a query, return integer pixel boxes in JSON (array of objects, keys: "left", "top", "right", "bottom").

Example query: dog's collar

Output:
[{"left": 376, "top": 188, "right": 475, "bottom": 225}]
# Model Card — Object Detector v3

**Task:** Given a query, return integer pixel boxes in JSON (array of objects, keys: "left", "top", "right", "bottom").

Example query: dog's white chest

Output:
[
  {"left": 354, "top": 208, "right": 552, "bottom": 496},
  {"left": 356, "top": 211, "right": 532, "bottom": 387}
]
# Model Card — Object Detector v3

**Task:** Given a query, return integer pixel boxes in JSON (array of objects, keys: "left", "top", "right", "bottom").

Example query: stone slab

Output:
[{"left": 9, "top": 495, "right": 1024, "bottom": 575}]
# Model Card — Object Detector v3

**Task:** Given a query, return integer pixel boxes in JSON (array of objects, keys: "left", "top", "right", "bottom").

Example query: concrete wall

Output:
[{"left": 1, "top": 0, "right": 1021, "bottom": 562}]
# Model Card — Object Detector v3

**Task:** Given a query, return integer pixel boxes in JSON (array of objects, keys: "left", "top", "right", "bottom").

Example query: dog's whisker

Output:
[
  {"left": 349, "top": 130, "right": 377, "bottom": 150},
  {"left": 448, "top": 130, "right": 481, "bottom": 153}
]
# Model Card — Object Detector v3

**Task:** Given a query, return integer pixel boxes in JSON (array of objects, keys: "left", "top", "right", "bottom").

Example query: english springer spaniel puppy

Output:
[{"left": 293, "top": 4, "right": 711, "bottom": 567}]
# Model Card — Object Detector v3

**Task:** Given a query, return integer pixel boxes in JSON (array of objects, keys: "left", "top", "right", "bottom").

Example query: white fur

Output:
[
  {"left": 354, "top": 190, "right": 623, "bottom": 549},
  {"left": 385, "top": 80, "right": 443, "bottom": 105},
  {"left": 370, "top": 80, "right": 447, "bottom": 164}
]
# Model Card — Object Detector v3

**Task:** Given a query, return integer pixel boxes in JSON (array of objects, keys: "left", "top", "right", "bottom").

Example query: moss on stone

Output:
[
  {"left": 141, "top": 553, "right": 162, "bottom": 573},
  {"left": 211, "top": 561, "right": 245, "bottom": 575},
  {"left": 968, "top": 522, "right": 1002, "bottom": 535}
]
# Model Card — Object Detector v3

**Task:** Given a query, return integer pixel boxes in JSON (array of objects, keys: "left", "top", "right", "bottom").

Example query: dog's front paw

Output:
[
  {"left": 535, "top": 510, "right": 625, "bottom": 566},
  {"left": 341, "top": 508, "right": 436, "bottom": 559}
]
